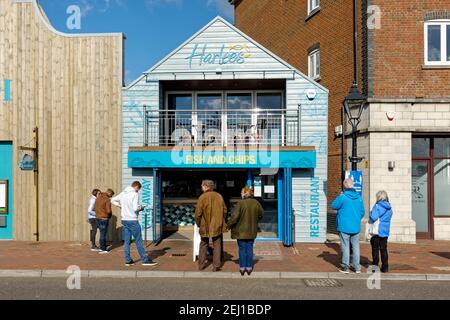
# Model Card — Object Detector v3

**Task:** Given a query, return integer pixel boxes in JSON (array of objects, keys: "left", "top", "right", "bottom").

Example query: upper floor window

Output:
[
  {"left": 308, "top": 0, "right": 320, "bottom": 15},
  {"left": 424, "top": 20, "right": 450, "bottom": 65},
  {"left": 308, "top": 49, "right": 320, "bottom": 80}
]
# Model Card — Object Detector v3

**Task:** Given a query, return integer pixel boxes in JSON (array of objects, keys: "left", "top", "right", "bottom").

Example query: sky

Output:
[{"left": 38, "top": 0, "right": 234, "bottom": 85}]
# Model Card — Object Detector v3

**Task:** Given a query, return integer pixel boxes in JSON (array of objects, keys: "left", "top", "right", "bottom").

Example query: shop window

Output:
[
  {"left": 434, "top": 138, "right": 450, "bottom": 157},
  {"left": 412, "top": 137, "right": 430, "bottom": 158},
  {"left": 424, "top": 20, "right": 450, "bottom": 65},
  {"left": 434, "top": 159, "right": 450, "bottom": 216},
  {"left": 308, "top": 0, "right": 320, "bottom": 15},
  {"left": 308, "top": 49, "right": 321, "bottom": 80},
  {"left": 256, "top": 93, "right": 283, "bottom": 110}
]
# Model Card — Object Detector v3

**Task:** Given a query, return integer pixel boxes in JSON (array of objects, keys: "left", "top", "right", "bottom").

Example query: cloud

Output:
[
  {"left": 78, "top": 0, "right": 94, "bottom": 17},
  {"left": 207, "top": 0, "right": 234, "bottom": 19},
  {"left": 77, "top": 0, "right": 125, "bottom": 16},
  {"left": 145, "top": 0, "right": 184, "bottom": 11}
]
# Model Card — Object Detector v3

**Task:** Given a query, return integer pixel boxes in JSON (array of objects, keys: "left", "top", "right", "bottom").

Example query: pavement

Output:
[
  {"left": 1, "top": 278, "right": 450, "bottom": 300},
  {"left": 0, "top": 239, "right": 449, "bottom": 280}
]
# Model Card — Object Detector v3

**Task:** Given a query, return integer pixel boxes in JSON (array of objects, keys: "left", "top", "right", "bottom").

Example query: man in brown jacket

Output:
[
  {"left": 195, "top": 180, "right": 227, "bottom": 272},
  {"left": 94, "top": 189, "right": 115, "bottom": 254}
]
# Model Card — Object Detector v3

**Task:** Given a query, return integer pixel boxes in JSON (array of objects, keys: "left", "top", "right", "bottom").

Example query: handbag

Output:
[{"left": 365, "top": 220, "right": 380, "bottom": 241}]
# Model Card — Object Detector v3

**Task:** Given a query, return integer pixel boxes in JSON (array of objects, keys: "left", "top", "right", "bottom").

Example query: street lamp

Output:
[{"left": 343, "top": 81, "right": 366, "bottom": 171}]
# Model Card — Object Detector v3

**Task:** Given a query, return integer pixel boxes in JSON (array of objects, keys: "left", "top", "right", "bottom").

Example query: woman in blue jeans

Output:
[{"left": 227, "top": 186, "right": 264, "bottom": 276}]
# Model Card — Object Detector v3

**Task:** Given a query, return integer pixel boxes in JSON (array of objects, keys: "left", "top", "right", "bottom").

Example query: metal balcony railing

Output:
[{"left": 143, "top": 107, "right": 302, "bottom": 147}]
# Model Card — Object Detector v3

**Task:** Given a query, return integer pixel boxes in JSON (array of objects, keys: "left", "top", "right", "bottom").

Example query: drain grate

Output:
[
  {"left": 171, "top": 253, "right": 187, "bottom": 257},
  {"left": 304, "top": 279, "right": 343, "bottom": 288}
]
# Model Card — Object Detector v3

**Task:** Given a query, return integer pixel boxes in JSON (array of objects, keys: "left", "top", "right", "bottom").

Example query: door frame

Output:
[
  {"left": 0, "top": 142, "right": 13, "bottom": 240},
  {"left": 412, "top": 159, "right": 433, "bottom": 239},
  {"left": 152, "top": 169, "right": 163, "bottom": 243},
  {"left": 412, "top": 135, "right": 450, "bottom": 239}
]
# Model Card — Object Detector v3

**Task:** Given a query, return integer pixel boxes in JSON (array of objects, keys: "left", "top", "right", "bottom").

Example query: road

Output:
[{"left": 0, "top": 277, "right": 449, "bottom": 300}]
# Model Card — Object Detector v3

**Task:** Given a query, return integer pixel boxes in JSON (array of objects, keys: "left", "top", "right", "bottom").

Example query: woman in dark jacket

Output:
[{"left": 227, "top": 186, "right": 264, "bottom": 276}]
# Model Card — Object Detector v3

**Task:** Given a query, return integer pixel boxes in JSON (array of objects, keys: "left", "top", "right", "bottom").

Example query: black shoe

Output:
[
  {"left": 212, "top": 267, "right": 221, "bottom": 272},
  {"left": 90, "top": 245, "right": 101, "bottom": 252},
  {"left": 125, "top": 260, "right": 135, "bottom": 266},
  {"left": 338, "top": 266, "right": 350, "bottom": 274},
  {"left": 142, "top": 261, "right": 158, "bottom": 266},
  {"left": 246, "top": 269, "right": 253, "bottom": 276},
  {"left": 239, "top": 270, "right": 246, "bottom": 276},
  {"left": 381, "top": 267, "right": 389, "bottom": 273}
]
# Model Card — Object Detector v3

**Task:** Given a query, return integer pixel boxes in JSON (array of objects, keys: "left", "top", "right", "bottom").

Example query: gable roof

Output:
[{"left": 127, "top": 16, "right": 327, "bottom": 92}]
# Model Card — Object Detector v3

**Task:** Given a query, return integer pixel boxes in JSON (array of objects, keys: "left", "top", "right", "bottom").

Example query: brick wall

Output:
[
  {"left": 369, "top": 0, "right": 450, "bottom": 98},
  {"left": 235, "top": 0, "right": 364, "bottom": 212}
]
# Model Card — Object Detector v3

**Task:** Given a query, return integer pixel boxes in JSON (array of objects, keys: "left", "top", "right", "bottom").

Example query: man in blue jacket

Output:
[{"left": 331, "top": 178, "right": 365, "bottom": 274}]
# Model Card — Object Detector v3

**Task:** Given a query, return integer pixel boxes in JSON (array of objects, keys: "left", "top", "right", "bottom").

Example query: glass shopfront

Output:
[
  {"left": 412, "top": 136, "right": 450, "bottom": 239},
  {"left": 160, "top": 169, "right": 280, "bottom": 240}
]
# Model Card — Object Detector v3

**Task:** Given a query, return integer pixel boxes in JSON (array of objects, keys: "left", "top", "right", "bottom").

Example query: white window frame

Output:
[
  {"left": 308, "top": 0, "right": 320, "bottom": 15},
  {"left": 424, "top": 20, "right": 450, "bottom": 66},
  {"left": 308, "top": 49, "right": 320, "bottom": 80}
]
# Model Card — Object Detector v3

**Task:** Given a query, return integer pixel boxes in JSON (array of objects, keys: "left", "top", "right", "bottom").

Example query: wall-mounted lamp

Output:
[{"left": 388, "top": 161, "right": 395, "bottom": 171}]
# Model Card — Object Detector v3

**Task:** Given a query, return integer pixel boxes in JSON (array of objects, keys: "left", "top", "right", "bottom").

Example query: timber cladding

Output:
[{"left": 0, "top": 0, "right": 123, "bottom": 240}]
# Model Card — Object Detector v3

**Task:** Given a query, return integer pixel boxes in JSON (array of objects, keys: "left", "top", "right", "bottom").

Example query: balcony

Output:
[{"left": 143, "top": 108, "right": 302, "bottom": 147}]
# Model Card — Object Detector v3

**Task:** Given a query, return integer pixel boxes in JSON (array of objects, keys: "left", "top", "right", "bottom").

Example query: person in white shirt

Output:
[
  {"left": 111, "top": 181, "right": 157, "bottom": 267},
  {"left": 87, "top": 189, "right": 101, "bottom": 251}
]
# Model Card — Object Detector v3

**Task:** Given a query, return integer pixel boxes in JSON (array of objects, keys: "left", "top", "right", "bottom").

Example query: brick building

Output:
[{"left": 231, "top": 0, "right": 450, "bottom": 242}]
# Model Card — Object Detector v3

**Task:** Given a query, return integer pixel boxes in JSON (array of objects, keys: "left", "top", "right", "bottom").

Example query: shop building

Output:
[
  {"left": 0, "top": 0, "right": 123, "bottom": 241},
  {"left": 122, "top": 17, "right": 329, "bottom": 245},
  {"left": 231, "top": 0, "right": 450, "bottom": 242}
]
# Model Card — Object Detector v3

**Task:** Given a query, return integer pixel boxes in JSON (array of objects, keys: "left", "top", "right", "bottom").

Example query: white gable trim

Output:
[{"left": 127, "top": 16, "right": 328, "bottom": 93}]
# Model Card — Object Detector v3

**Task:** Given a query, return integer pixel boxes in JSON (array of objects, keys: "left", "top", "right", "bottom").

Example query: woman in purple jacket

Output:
[{"left": 369, "top": 190, "right": 394, "bottom": 273}]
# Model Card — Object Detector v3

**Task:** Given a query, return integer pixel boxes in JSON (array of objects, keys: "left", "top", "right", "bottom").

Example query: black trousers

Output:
[
  {"left": 88, "top": 218, "right": 98, "bottom": 246},
  {"left": 370, "top": 235, "right": 389, "bottom": 271}
]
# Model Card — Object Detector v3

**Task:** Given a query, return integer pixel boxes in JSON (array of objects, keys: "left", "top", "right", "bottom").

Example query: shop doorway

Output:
[
  {"left": 158, "top": 169, "right": 281, "bottom": 241},
  {"left": 412, "top": 137, "right": 450, "bottom": 239},
  {"left": 0, "top": 142, "right": 13, "bottom": 240}
]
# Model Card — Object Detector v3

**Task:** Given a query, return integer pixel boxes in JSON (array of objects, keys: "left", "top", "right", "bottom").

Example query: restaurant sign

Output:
[
  {"left": 128, "top": 149, "right": 316, "bottom": 169},
  {"left": 186, "top": 43, "right": 252, "bottom": 68},
  {"left": 19, "top": 153, "right": 35, "bottom": 171}
]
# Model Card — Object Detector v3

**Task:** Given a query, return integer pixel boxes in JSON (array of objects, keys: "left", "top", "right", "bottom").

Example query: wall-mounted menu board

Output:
[{"left": 0, "top": 181, "right": 8, "bottom": 214}]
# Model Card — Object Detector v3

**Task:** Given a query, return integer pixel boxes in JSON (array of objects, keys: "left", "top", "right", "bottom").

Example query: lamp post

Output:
[
  {"left": 343, "top": 82, "right": 366, "bottom": 171},
  {"left": 343, "top": 0, "right": 366, "bottom": 172}
]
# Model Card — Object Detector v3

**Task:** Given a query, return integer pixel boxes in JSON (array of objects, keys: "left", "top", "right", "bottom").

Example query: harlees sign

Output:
[{"left": 186, "top": 43, "right": 252, "bottom": 68}]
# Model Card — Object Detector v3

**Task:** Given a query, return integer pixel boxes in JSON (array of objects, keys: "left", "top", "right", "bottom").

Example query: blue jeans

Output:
[
  {"left": 237, "top": 240, "right": 255, "bottom": 270},
  {"left": 339, "top": 232, "right": 361, "bottom": 271},
  {"left": 122, "top": 220, "right": 149, "bottom": 264},
  {"left": 97, "top": 219, "right": 109, "bottom": 251}
]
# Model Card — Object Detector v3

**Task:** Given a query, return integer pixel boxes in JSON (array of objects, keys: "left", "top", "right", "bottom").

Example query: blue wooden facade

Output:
[{"left": 122, "top": 17, "right": 328, "bottom": 244}]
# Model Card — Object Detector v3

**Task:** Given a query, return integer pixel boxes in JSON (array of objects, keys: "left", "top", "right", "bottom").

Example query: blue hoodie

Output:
[
  {"left": 331, "top": 189, "right": 365, "bottom": 234},
  {"left": 369, "top": 201, "right": 393, "bottom": 238}
]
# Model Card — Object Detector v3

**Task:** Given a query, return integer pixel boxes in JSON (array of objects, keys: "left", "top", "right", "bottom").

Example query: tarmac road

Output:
[{"left": 0, "top": 277, "right": 449, "bottom": 300}]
